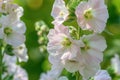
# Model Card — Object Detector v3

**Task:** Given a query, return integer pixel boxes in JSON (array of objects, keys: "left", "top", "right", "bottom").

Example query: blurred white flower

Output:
[
  {"left": 40, "top": 69, "right": 68, "bottom": 80},
  {"left": 94, "top": 70, "right": 111, "bottom": 80},
  {"left": 6, "top": 3, "right": 24, "bottom": 21},
  {"left": 0, "top": 0, "right": 23, "bottom": 25},
  {"left": 3, "top": 54, "right": 17, "bottom": 74},
  {"left": 75, "top": 0, "right": 109, "bottom": 33},
  {"left": 78, "top": 34, "right": 107, "bottom": 80},
  {"left": 51, "top": 0, "right": 69, "bottom": 24},
  {"left": 111, "top": 54, "right": 120, "bottom": 75},
  {"left": 3, "top": 54, "right": 28, "bottom": 80},
  {"left": 0, "top": 15, "right": 26, "bottom": 47},
  {"left": 47, "top": 24, "right": 84, "bottom": 73},
  {"left": 13, "top": 44, "right": 28, "bottom": 62},
  {"left": 14, "top": 66, "right": 28, "bottom": 80}
]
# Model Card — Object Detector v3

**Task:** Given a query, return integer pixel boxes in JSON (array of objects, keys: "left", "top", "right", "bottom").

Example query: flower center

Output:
[
  {"left": 4, "top": 27, "right": 13, "bottom": 35},
  {"left": 84, "top": 8, "right": 93, "bottom": 20},
  {"left": 59, "top": 11, "right": 65, "bottom": 17},
  {"left": 61, "top": 37, "right": 71, "bottom": 47},
  {"left": 19, "top": 46, "right": 23, "bottom": 50}
]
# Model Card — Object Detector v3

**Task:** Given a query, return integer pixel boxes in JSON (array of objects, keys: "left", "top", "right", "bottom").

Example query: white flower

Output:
[
  {"left": 49, "top": 55, "right": 63, "bottom": 76},
  {"left": 14, "top": 66, "right": 28, "bottom": 80},
  {"left": 75, "top": 0, "right": 109, "bottom": 33},
  {"left": 47, "top": 24, "right": 84, "bottom": 73},
  {"left": 3, "top": 54, "right": 17, "bottom": 74},
  {"left": 111, "top": 54, "right": 120, "bottom": 75},
  {"left": 78, "top": 34, "right": 107, "bottom": 80},
  {"left": 3, "top": 54, "right": 28, "bottom": 80},
  {"left": 47, "top": 24, "right": 83, "bottom": 58},
  {"left": 44, "top": 55, "right": 64, "bottom": 80},
  {"left": 6, "top": 3, "right": 23, "bottom": 21},
  {"left": 94, "top": 70, "right": 111, "bottom": 80},
  {"left": 13, "top": 44, "right": 28, "bottom": 62},
  {"left": 40, "top": 70, "right": 68, "bottom": 80},
  {"left": 0, "top": 15, "right": 26, "bottom": 47},
  {"left": 0, "top": 1, "right": 23, "bottom": 21},
  {"left": 51, "top": 0, "right": 69, "bottom": 24}
]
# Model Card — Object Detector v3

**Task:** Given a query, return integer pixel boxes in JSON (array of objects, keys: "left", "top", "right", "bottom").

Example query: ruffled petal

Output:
[{"left": 5, "top": 32, "right": 25, "bottom": 47}]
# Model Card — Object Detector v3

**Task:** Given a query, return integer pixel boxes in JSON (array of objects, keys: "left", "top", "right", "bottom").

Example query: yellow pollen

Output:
[
  {"left": 59, "top": 11, "right": 64, "bottom": 17},
  {"left": 61, "top": 37, "right": 71, "bottom": 47},
  {"left": 84, "top": 8, "right": 93, "bottom": 19}
]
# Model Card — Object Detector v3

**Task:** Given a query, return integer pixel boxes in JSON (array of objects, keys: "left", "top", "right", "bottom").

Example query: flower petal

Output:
[{"left": 5, "top": 32, "right": 25, "bottom": 47}]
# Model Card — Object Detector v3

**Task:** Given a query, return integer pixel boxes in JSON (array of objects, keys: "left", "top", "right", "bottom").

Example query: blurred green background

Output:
[{"left": 13, "top": 0, "right": 120, "bottom": 80}]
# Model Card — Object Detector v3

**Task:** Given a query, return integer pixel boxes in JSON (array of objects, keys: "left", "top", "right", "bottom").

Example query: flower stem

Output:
[
  {"left": 0, "top": 44, "right": 2, "bottom": 80},
  {"left": 75, "top": 72, "right": 82, "bottom": 80},
  {"left": 0, "top": 40, "right": 6, "bottom": 80}
]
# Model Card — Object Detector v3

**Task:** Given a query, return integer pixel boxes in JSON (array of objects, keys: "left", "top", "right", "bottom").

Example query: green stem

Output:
[
  {"left": 75, "top": 72, "right": 82, "bottom": 80},
  {"left": 0, "top": 40, "right": 6, "bottom": 80},
  {"left": 0, "top": 44, "right": 2, "bottom": 80}
]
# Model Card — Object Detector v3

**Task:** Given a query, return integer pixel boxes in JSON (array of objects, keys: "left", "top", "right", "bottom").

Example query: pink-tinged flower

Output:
[
  {"left": 94, "top": 70, "right": 111, "bottom": 80},
  {"left": 111, "top": 54, "right": 120, "bottom": 75},
  {"left": 75, "top": 0, "right": 109, "bottom": 33},
  {"left": 47, "top": 24, "right": 84, "bottom": 73},
  {"left": 47, "top": 24, "right": 84, "bottom": 57},
  {"left": 78, "top": 34, "right": 107, "bottom": 79},
  {"left": 51, "top": 0, "right": 69, "bottom": 24}
]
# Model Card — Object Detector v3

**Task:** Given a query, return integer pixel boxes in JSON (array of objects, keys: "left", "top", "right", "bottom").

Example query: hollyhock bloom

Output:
[
  {"left": 0, "top": 15, "right": 26, "bottom": 47},
  {"left": 47, "top": 24, "right": 84, "bottom": 72},
  {"left": 78, "top": 34, "right": 107, "bottom": 79},
  {"left": 13, "top": 44, "right": 28, "bottom": 62},
  {"left": 75, "top": 0, "right": 109, "bottom": 33},
  {"left": 40, "top": 70, "right": 68, "bottom": 80},
  {"left": 49, "top": 55, "right": 63, "bottom": 75},
  {"left": 94, "top": 70, "right": 111, "bottom": 80},
  {"left": 3, "top": 54, "right": 28, "bottom": 80},
  {"left": 6, "top": 4, "right": 23, "bottom": 22},
  {"left": 47, "top": 24, "right": 84, "bottom": 57},
  {"left": 0, "top": 1, "right": 23, "bottom": 21},
  {"left": 0, "top": 0, "right": 15, "bottom": 13},
  {"left": 14, "top": 66, "right": 28, "bottom": 80},
  {"left": 111, "top": 54, "right": 120, "bottom": 75},
  {"left": 51, "top": 0, "right": 69, "bottom": 24},
  {"left": 3, "top": 54, "right": 17, "bottom": 74}
]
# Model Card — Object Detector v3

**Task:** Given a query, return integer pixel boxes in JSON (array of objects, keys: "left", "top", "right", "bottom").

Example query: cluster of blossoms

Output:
[
  {"left": 40, "top": 0, "right": 111, "bottom": 80},
  {"left": 2, "top": 54, "right": 28, "bottom": 80},
  {"left": 0, "top": 0, "right": 28, "bottom": 79}
]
